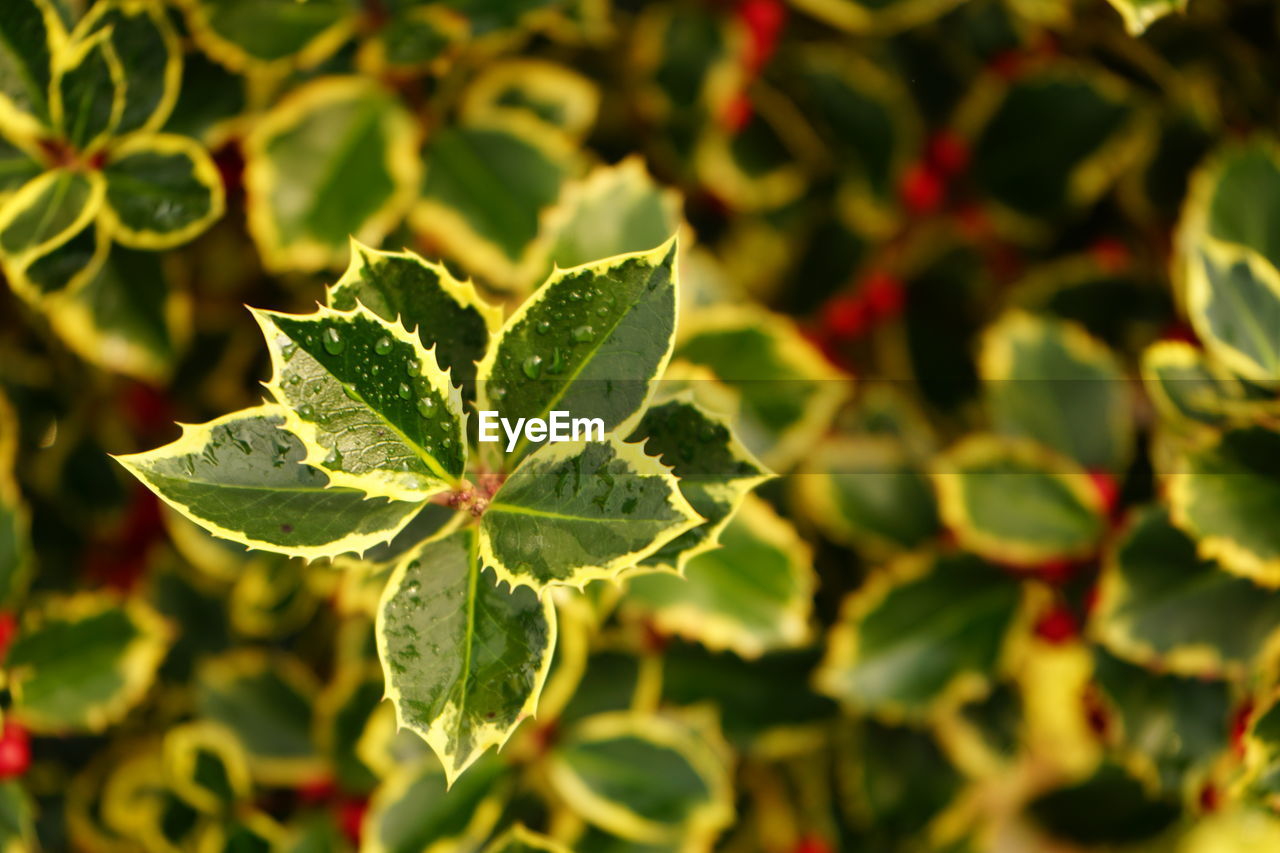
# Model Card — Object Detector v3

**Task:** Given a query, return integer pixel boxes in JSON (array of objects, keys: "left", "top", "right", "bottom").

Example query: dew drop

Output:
[
  {"left": 375, "top": 336, "right": 393, "bottom": 355},
  {"left": 287, "top": 374, "right": 301, "bottom": 386},
  {"left": 572, "top": 325, "right": 595, "bottom": 343},
  {"left": 699, "top": 424, "right": 718, "bottom": 441},
  {"left": 281, "top": 342, "right": 298, "bottom": 360},
  {"left": 406, "top": 358, "right": 420, "bottom": 376},
  {"left": 535, "top": 319, "right": 551, "bottom": 335},
  {"left": 491, "top": 386, "right": 507, "bottom": 401},
  {"left": 522, "top": 355, "right": 543, "bottom": 378},
  {"left": 567, "top": 290, "right": 581, "bottom": 302},
  {"left": 322, "top": 326, "right": 345, "bottom": 355},
  {"left": 398, "top": 382, "right": 412, "bottom": 400},
  {"left": 417, "top": 397, "right": 437, "bottom": 418},
  {"left": 299, "top": 404, "right": 315, "bottom": 419},
  {"left": 342, "top": 384, "right": 360, "bottom": 402},
  {"left": 596, "top": 306, "right": 609, "bottom": 317}
]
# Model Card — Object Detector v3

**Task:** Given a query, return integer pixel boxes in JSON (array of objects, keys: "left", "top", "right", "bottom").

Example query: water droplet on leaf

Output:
[
  {"left": 572, "top": 325, "right": 595, "bottom": 343},
  {"left": 375, "top": 336, "right": 393, "bottom": 355},
  {"left": 398, "top": 382, "right": 412, "bottom": 400},
  {"left": 523, "top": 355, "right": 543, "bottom": 378},
  {"left": 322, "top": 327, "right": 345, "bottom": 355}
]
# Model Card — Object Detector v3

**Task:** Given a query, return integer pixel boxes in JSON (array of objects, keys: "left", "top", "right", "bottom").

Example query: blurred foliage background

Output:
[{"left": 8, "top": 0, "right": 1280, "bottom": 850}]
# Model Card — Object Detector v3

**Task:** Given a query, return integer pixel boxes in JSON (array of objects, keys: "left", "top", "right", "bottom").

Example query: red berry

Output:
[
  {"left": 791, "top": 836, "right": 834, "bottom": 853},
  {"left": 338, "top": 798, "right": 368, "bottom": 844},
  {"left": 296, "top": 775, "right": 336, "bottom": 805},
  {"left": 1034, "top": 605, "right": 1078, "bottom": 645},
  {"left": 927, "top": 131, "right": 969, "bottom": 177},
  {"left": 0, "top": 612, "right": 16, "bottom": 662},
  {"left": 1199, "top": 783, "right": 1220, "bottom": 813},
  {"left": 900, "top": 163, "right": 945, "bottom": 215},
  {"left": 738, "top": 0, "right": 787, "bottom": 73},
  {"left": 862, "top": 272, "right": 905, "bottom": 319},
  {"left": 1160, "top": 321, "right": 1199, "bottom": 345},
  {"left": 821, "top": 295, "right": 871, "bottom": 340},
  {"left": 721, "top": 92, "right": 753, "bottom": 133},
  {"left": 0, "top": 723, "right": 30, "bottom": 778},
  {"left": 1036, "top": 558, "right": 1078, "bottom": 585},
  {"left": 1087, "top": 470, "right": 1120, "bottom": 517},
  {"left": 1089, "top": 237, "right": 1130, "bottom": 274}
]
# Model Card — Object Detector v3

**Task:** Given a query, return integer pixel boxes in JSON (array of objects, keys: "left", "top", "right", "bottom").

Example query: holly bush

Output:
[{"left": 6, "top": 0, "right": 1280, "bottom": 850}]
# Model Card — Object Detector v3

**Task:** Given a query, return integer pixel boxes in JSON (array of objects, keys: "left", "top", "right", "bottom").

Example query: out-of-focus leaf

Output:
[{"left": 101, "top": 134, "right": 224, "bottom": 249}]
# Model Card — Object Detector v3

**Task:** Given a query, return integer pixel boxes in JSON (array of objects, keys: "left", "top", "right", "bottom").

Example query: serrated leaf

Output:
[
  {"left": 256, "top": 304, "right": 466, "bottom": 501},
  {"left": 627, "top": 396, "right": 771, "bottom": 574},
  {"left": 195, "top": 650, "right": 323, "bottom": 785},
  {"left": 411, "top": 124, "right": 569, "bottom": 286},
  {"left": 933, "top": 435, "right": 1105, "bottom": 566},
  {"left": 483, "top": 824, "right": 572, "bottom": 853},
  {"left": 793, "top": 435, "right": 939, "bottom": 556},
  {"left": 547, "top": 712, "right": 734, "bottom": 844},
  {"left": 480, "top": 437, "right": 701, "bottom": 593},
  {"left": 162, "top": 721, "right": 253, "bottom": 813},
  {"left": 815, "top": 553, "right": 1023, "bottom": 719},
  {"left": 178, "top": 0, "right": 354, "bottom": 70},
  {"left": 101, "top": 133, "right": 224, "bottom": 249},
  {"left": 0, "top": 168, "right": 104, "bottom": 272},
  {"left": 245, "top": 77, "right": 419, "bottom": 272},
  {"left": 8, "top": 593, "right": 170, "bottom": 733},
  {"left": 477, "top": 238, "right": 678, "bottom": 464},
  {"left": 326, "top": 239, "right": 502, "bottom": 403},
  {"left": 1095, "top": 507, "right": 1280, "bottom": 678},
  {"left": 0, "top": 0, "right": 61, "bottom": 124},
  {"left": 625, "top": 496, "right": 814, "bottom": 659},
  {"left": 676, "top": 306, "right": 850, "bottom": 471},
  {"left": 1169, "top": 426, "right": 1280, "bottom": 586},
  {"left": 1105, "top": 0, "right": 1186, "bottom": 33},
  {"left": 75, "top": 0, "right": 181, "bottom": 135},
  {"left": 377, "top": 527, "right": 556, "bottom": 786},
  {"left": 52, "top": 28, "right": 125, "bottom": 152},
  {"left": 0, "top": 391, "right": 32, "bottom": 606},
  {"left": 115, "top": 405, "right": 423, "bottom": 560},
  {"left": 46, "top": 243, "right": 183, "bottom": 382},
  {"left": 980, "top": 311, "right": 1133, "bottom": 472},
  {"left": 364, "top": 755, "right": 509, "bottom": 853}
]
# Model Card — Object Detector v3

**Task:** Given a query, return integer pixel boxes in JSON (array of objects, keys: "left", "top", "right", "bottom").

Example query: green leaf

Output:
[
  {"left": 195, "top": 650, "right": 323, "bottom": 785},
  {"left": 255, "top": 303, "right": 467, "bottom": 501},
  {"left": 627, "top": 395, "right": 771, "bottom": 574},
  {"left": 675, "top": 306, "right": 850, "bottom": 470},
  {"left": 75, "top": 0, "right": 181, "bottom": 135},
  {"left": 786, "top": 0, "right": 965, "bottom": 34},
  {"left": 411, "top": 124, "right": 569, "bottom": 286},
  {"left": 1027, "top": 762, "right": 1180, "bottom": 845},
  {"left": 1169, "top": 427, "right": 1280, "bottom": 586},
  {"left": 971, "top": 68, "right": 1138, "bottom": 225},
  {"left": 178, "top": 0, "right": 354, "bottom": 70},
  {"left": 314, "top": 664, "right": 382, "bottom": 793},
  {"left": 793, "top": 435, "right": 939, "bottom": 556},
  {"left": 1091, "top": 649, "right": 1230, "bottom": 793},
  {"left": 1142, "top": 340, "right": 1239, "bottom": 428},
  {"left": 0, "top": 391, "right": 32, "bottom": 606},
  {"left": 245, "top": 77, "right": 419, "bottom": 272},
  {"left": 1181, "top": 139, "right": 1280, "bottom": 274},
  {"left": 1105, "top": 0, "right": 1186, "bottom": 33},
  {"left": 52, "top": 28, "right": 125, "bottom": 152},
  {"left": 9, "top": 593, "right": 170, "bottom": 733},
  {"left": 933, "top": 435, "right": 1105, "bottom": 566},
  {"left": 483, "top": 824, "right": 572, "bottom": 853},
  {"left": 815, "top": 553, "right": 1023, "bottom": 718},
  {"left": 477, "top": 238, "right": 678, "bottom": 464},
  {"left": 1184, "top": 239, "right": 1280, "bottom": 384},
  {"left": 46, "top": 243, "right": 183, "bottom": 382},
  {"left": 980, "top": 311, "right": 1133, "bottom": 472},
  {"left": 1095, "top": 507, "right": 1280, "bottom": 678},
  {"left": 102, "top": 133, "right": 225, "bottom": 249},
  {"left": 0, "top": 0, "right": 60, "bottom": 123},
  {"left": 11, "top": 217, "right": 109, "bottom": 302},
  {"left": 115, "top": 405, "right": 423, "bottom": 560},
  {"left": 364, "top": 755, "right": 510, "bottom": 853},
  {"left": 547, "top": 712, "right": 734, "bottom": 844},
  {"left": 0, "top": 130, "right": 40, "bottom": 201},
  {"left": 326, "top": 239, "right": 502, "bottom": 403},
  {"left": 538, "top": 157, "right": 682, "bottom": 278},
  {"left": 480, "top": 436, "right": 701, "bottom": 593},
  {"left": 377, "top": 527, "right": 556, "bottom": 786},
  {"left": 162, "top": 720, "right": 253, "bottom": 813},
  {"left": 461, "top": 59, "right": 600, "bottom": 144},
  {"left": 0, "top": 781, "right": 36, "bottom": 851},
  {"left": 0, "top": 168, "right": 104, "bottom": 271},
  {"left": 624, "top": 496, "right": 814, "bottom": 659},
  {"left": 1243, "top": 691, "right": 1280, "bottom": 803},
  {"left": 358, "top": 5, "right": 466, "bottom": 73}
]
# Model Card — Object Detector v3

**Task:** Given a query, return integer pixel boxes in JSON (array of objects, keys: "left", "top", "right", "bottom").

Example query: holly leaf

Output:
[
  {"left": 0, "top": 131, "right": 41, "bottom": 201},
  {"left": 477, "top": 238, "right": 678, "bottom": 464},
  {"left": 815, "top": 553, "right": 1024, "bottom": 719},
  {"left": 785, "top": 0, "right": 964, "bottom": 33},
  {"left": 1184, "top": 239, "right": 1280, "bottom": 385},
  {"left": 326, "top": 239, "right": 502, "bottom": 403},
  {"left": 793, "top": 435, "right": 939, "bottom": 557},
  {"left": 480, "top": 437, "right": 701, "bottom": 593},
  {"left": 461, "top": 59, "right": 600, "bottom": 144},
  {"left": 162, "top": 721, "right": 253, "bottom": 813},
  {"left": 75, "top": 0, "right": 181, "bottom": 135},
  {"left": 195, "top": 650, "right": 323, "bottom": 785},
  {"left": 10, "top": 216, "right": 109, "bottom": 303},
  {"left": 364, "top": 755, "right": 510, "bottom": 853},
  {"left": 410, "top": 124, "right": 570, "bottom": 286},
  {"left": 0, "top": 781, "right": 35, "bottom": 851},
  {"left": 624, "top": 495, "right": 815, "bottom": 659},
  {"left": 0, "top": 0, "right": 61, "bottom": 125},
  {"left": 483, "top": 824, "right": 573, "bottom": 853},
  {"left": 0, "top": 168, "right": 105, "bottom": 298},
  {"left": 1105, "top": 0, "right": 1186, "bottom": 33},
  {"left": 627, "top": 395, "right": 771, "bottom": 575},
  {"left": 0, "top": 391, "right": 32, "bottom": 606},
  {"left": 1142, "top": 340, "right": 1239, "bottom": 428},
  {"left": 980, "top": 311, "right": 1133, "bottom": 472},
  {"left": 1027, "top": 762, "right": 1181, "bottom": 846},
  {"left": 177, "top": 0, "right": 354, "bottom": 70},
  {"left": 255, "top": 303, "right": 467, "bottom": 501},
  {"left": 114, "top": 405, "right": 423, "bottom": 560},
  {"left": 101, "top": 133, "right": 224, "bottom": 249},
  {"left": 933, "top": 435, "right": 1105, "bottom": 566},
  {"left": 1095, "top": 507, "right": 1280, "bottom": 678},
  {"left": 52, "top": 28, "right": 126, "bottom": 152},
  {"left": 676, "top": 306, "right": 850, "bottom": 471},
  {"left": 377, "top": 527, "right": 556, "bottom": 786},
  {"left": 8, "top": 593, "right": 170, "bottom": 733},
  {"left": 244, "top": 77, "right": 419, "bottom": 272},
  {"left": 1169, "top": 427, "right": 1280, "bottom": 586},
  {"left": 547, "top": 712, "right": 734, "bottom": 844}
]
